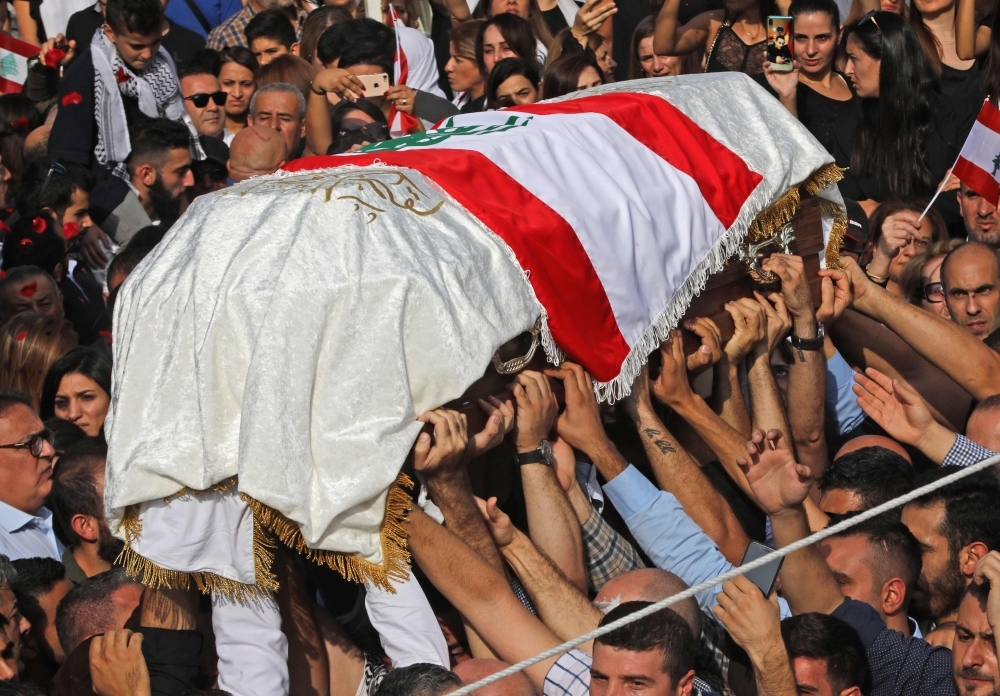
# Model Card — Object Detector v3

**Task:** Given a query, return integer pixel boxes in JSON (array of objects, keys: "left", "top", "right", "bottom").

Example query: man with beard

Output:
[
  {"left": 958, "top": 184, "right": 1000, "bottom": 250},
  {"left": 10, "top": 558, "right": 74, "bottom": 689},
  {"left": 901, "top": 468, "right": 1000, "bottom": 648},
  {"left": 952, "top": 552, "right": 1000, "bottom": 696},
  {"left": 48, "top": 440, "right": 122, "bottom": 584},
  {"left": 120, "top": 118, "right": 194, "bottom": 240},
  {"left": 0, "top": 555, "right": 30, "bottom": 681}
]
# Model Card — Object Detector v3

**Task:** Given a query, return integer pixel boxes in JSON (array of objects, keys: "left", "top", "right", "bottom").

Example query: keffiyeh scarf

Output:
[{"left": 91, "top": 28, "right": 186, "bottom": 178}]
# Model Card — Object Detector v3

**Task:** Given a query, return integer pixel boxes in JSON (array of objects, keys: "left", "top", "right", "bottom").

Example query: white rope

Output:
[{"left": 448, "top": 453, "right": 1000, "bottom": 696}]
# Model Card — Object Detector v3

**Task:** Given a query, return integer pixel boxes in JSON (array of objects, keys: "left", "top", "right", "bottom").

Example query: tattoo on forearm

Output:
[
  {"left": 653, "top": 439, "right": 677, "bottom": 454},
  {"left": 643, "top": 428, "right": 661, "bottom": 439}
]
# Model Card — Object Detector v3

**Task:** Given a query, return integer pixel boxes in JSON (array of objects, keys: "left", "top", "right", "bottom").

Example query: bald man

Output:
[
  {"left": 835, "top": 434, "right": 911, "bottom": 462},
  {"left": 452, "top": 659, "right": 534, "bottom": 696},
  {"left": 941, "top": 241, "right": 1000, "bottom": 339},
  {"left": 593, "top": 569, "right": 701, "bottom": 639},
  {"left": 227, "top": 125, "right": 288, "bottom": 183},
  {"left": 24, "top": 125, "right": 50, "bottom": 160}
]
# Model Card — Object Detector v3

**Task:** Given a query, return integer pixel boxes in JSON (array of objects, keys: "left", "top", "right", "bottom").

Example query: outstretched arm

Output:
[{"left": 653, "top": 1, "right": 715, "bottom": 57}]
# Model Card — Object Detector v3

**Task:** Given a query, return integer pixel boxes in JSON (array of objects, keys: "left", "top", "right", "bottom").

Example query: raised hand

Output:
[
  {"left": 684, "top": 317, "right": 723, "bottom": 375},
  {"left": 476, "top": 496, "right": 516, "bottom": 549},
  {"left": 712, "top": 574, "right": 784, "bottom": 651},
  {"left": 753, "top": 291, "right": 792, "bottom": 357},
  {"left": 465, "top": 396, "right": 515, "bottom": 461},
  {"left": 762, "top": 254, "right": 813, "bottom": 324},
  {"left": 816, "top": 267, "right": 852, "bottom": 325},
  {"left": 724, "top": 298, "right": 767, "bottom": 362},
  {"left": 852, "top": 368, "right": 933, "bottom": 448},
  {"left": 508, "top": 370, "right": 559, "bottom": 453},
  {"left": 838, "top": 256, "right": 875, "bottom": 305},
  {"left": 544, "top": 362, "right": 607, "bottom": 456},
  {"left": 737, "top": 429, "right": 813, "bottom": 515},
  {"left": 651, "top": 330, "right": 697, "bottom": 410},
  {"left": 90, "top": 630, "right": 151, "bottom": 696},
  {"left": 311, "top": 67, "right": 368, "bottom": 101},
  {"left": 415, "top": 409, "right": 469, "bottom": 477},
  {"left": 973, "top": 551, "right": 1000, "bottom": 632}
]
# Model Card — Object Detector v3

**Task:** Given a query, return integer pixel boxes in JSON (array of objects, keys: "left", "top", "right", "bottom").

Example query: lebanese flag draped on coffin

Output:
[{"left": 107, "top": 73, "right": 844, "bottom": 583}]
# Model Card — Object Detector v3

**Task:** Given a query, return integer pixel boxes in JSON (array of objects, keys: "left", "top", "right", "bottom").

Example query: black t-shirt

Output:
[{"left": 542, "top": 5, "right": 571, "bottom": 36}]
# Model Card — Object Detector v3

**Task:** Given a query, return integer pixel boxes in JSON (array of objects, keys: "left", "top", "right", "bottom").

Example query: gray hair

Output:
[
  {"left": 249, "top": 82, "right": 307, "bottom": 120},
  {"left": 0, "top": 555, "right": 18, "bottom": 596},
  {"left": 55, "top": 568, "right": 141, "bottom": 655},
  {"left": 375, "top": 664, "right": 461, "bottom": 696}
]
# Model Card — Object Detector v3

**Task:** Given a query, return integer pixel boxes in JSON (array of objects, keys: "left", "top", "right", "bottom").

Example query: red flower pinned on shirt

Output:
[
  {"left": 31, "top": 217, "right": 46, "bottom": 234},
  {"left": 18, "top": 238, "right": 32, "bottom": 248},
  {"left": 20, "top": 280, "right": 37, "bottom": 298},
  {"left": 43, "top": 47, "right": 66, "bottom": 69},
  {"left": 63, "top": 221, "right": 80, "bottom": 240},
  {"left": 61, "top": 91, "right": 83, "bottom": 107},
  {"left": 14, "top": 331, "right": 27, "bottom": 342},
  {"left": 115, "top": 67, "right": 130, "bottom": 84},
  {"left": 99, "top": 331, "right": 113, "bottom": 346},
  {"left": 9, "top": 117, "right": 29, "bottom": 133}
]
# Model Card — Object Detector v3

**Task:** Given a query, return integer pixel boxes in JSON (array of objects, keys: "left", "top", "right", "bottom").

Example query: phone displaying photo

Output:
[
  {"left": 740, "top": 541, "right": 784, "bottom": 597},
  {"left": 767, "top": 16, "right": 793, "bottom": 72}
]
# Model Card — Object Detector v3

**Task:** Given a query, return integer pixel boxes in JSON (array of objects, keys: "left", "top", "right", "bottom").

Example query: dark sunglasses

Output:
[
  {"left": 331, "top": 122, "right": 390, "bottom": 154},
  {"left": 0, "top": 429, "right": 55, "bottom": 458},
  {"left": 923, "top": 281, "right": 944, "bottom": 303},
  {"left": 184, "top": 91, "right": 227, "bottom": 108}
]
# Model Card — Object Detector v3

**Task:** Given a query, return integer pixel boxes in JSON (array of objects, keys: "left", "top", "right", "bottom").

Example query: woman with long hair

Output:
[
  {"left": 841, "top": 11, "right": 975, "bottom": 227},
  {"left": 477, "top": 14, "right": 543, "bottom": 77},
  {"left": 256, "top": 54, "right": 318, "bottom": 102},
  {"left": 0, "top": 313, "right": 78, "bottom": 410},
  {"left": 865, "top": 198, "right": 948, "bottom": 298},
  {"left": 487, "top": 57, "right": 542, "bottom": 107},
  {"left": 908, "top": 0, "right": 981, "bottom": 102},
  {"left": 40, "top": 347, "right": 113, "bottom": 438},
  {"left": 653, "top": 0, "right": 779, "bottom": 74},
  {"left": 541, "top": 53, "right": 605, "bottom": 98},
  {"left": 966, "top": 0, "right": 1000, "bottom": 102},
  {"left": 300, "top": 6, "right": 354, "bottom": 69},
  {"left": 0, "top": 94, "right": 42, "bottom": 201},
  {"left": 215, "top": 47, "right": 260, "bottom": 145},
  {"left": 628, "top": 15, "right": 694, "bottom": 78},
  {"left": 759, "top": 0, "right": 856, "bottom": 171},
  {"left": 447, "top": 20, "right": 489, "bottom": 112}
]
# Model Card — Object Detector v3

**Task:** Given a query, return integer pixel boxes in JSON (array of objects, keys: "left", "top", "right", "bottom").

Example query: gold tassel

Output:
[
  {"left": 747, "top": 163, "right": 847, "bottom": 243},
  {"left": 802, "top": 163, "right": 846, "bottom": 196},
  {"left": 242, "top": 473, "right": 414, "bottom": 593},
  {"left": 819, "top": 198, "right": 848, "bottom": 270}
]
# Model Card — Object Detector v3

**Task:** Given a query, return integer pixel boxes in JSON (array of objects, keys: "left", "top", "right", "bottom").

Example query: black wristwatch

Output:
[
  {"left": 516, "top": 440, "right": 554, "bottom": 466},
  {"left": 786, "top": 323, "right": 825, "bottom": 361}
]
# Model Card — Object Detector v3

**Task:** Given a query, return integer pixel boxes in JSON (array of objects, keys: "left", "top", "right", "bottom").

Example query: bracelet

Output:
[
  {"left": 309, "top": 83, "right": 325, "bottom": 96},
  {"left": 864, "top": 263, "right": 889, "bottom": 285}
]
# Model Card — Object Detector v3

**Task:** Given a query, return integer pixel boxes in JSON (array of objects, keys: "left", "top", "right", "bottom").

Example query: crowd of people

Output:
[{"left": 0, "top": 0, "right": 998, "bottom": 693}]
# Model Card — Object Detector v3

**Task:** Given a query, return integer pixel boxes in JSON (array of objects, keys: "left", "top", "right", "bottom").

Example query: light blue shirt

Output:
[
  {"left": 603, "top": 464, "right": 790, "bottom": 619},
  {"left": 826, "top": 349, "right": 866, "bottom": 437},
  {"left": 0, "top": 500, "right": 63, "bottom": 561}
]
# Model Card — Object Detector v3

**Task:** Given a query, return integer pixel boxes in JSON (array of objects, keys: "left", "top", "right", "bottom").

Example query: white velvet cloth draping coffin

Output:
[{"left": 106, "top": 73, "right": 843, "bottom": 580}]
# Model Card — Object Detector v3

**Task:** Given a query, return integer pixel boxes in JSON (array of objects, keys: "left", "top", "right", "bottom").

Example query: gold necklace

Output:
[{"left": 738, "top": 19, "right": 762, "bottom": 42}]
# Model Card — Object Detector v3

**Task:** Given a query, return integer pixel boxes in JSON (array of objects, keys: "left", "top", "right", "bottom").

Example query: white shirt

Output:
[{"left": 0, "top": 500, "right": 63, "bottom": 561}]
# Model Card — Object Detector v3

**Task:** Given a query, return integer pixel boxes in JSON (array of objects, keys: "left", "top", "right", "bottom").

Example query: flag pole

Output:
[{"left": 918, "top": 153, "right": 961, "bottom": 222}]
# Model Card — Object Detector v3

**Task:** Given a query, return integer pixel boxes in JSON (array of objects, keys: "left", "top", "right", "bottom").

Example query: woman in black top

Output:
[
  {"left": 841, "top": 11, "right": 977, "bottom": 229},
  {"left": 760, "top": 0, "right": 857, "bottom": 171},
  {"left": 910, "top": 0, "right": 981, "bottom": 105},
  {"left": 653, "top": 0, "right": 779, "bottom": 74}
]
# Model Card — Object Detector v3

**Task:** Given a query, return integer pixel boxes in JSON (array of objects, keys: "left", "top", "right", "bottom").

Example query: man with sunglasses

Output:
[
  {"left": 180, "top": 67, "right": 226, "bottom": 139},
  {"left": 0, "top": 392, "right": 60, "bottom": 563}
]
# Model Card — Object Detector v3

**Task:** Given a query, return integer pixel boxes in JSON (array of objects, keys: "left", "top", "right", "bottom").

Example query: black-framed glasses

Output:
[
  {"left": 184, "top": 91, "right": 227, "bottom": 108},
  {"left": 0, "top": 430, "right": 55, "bottom": 458},
  {"left": 923, "top": 281, "right": 944, "bottom": 303},
  {"left": 331, "top": 122, "right": 390, "bottom": 153}
]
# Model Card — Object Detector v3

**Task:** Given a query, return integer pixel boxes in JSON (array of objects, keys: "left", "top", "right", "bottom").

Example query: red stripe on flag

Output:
[
  {"left": 0, "top": 31, "right": 38, "bottom": 57},
  {"left": 954, "top": 155, "right": 1000, "bottom": 205},
  {"left": 285, "top": 150, "right": 632, "bottom": 380},
  {"left": 504, "top": 93, "right": 763, "bottom": 229},
  {"left": 0, "top": 76, "right": 23, "bottom": 94},
  {"left": 976, "top": 100, "right": 1000, "bottom": 135}
]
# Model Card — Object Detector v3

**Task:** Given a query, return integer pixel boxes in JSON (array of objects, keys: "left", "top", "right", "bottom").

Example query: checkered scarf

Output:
[{"left": 91, "top": 28, "right": 186, "bottom": 178}]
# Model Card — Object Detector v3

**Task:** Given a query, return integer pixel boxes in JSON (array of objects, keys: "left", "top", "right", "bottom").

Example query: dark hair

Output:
[
  {"left": 44, "top": 416, "right": 89, "bottom": 452},
  {"left": 596, "top": 601, "right": 695, "bottom": 686},
  {"left": 330, "top": 98, "right": 388, "bottom": 131},
  {"left": 55, "top": 568, "right": 139, "bottom": 656},
  {"left": 0, "top": 389, "right": 34, "bottom": 418},
  {"left": 245, "top": 9, "right": 297, "bottom": 50},
  {"left": 843, "top": 12, "right": 937, "bottom": 197},
  {"left": 628, "top": 15, "right": 655, "bottom": 80},
  {"left": 964, "top": 576, "right": 991, "bottom": 604},
  {"left": 374, "top": 664, "right": 461, "bottom": 696},
  {"left": 940, "top": 241, "right": 1000, "bottom": 290},
  {"left": 107, "top": 225, "right": 166, "bottom": 292},
  {"left": 909, "top": 3, "right": 944, "bottom": 75},
  {"left": 105, "top": 0, "right": 164, "bottom": 36},
  {"left": 0, "top": 682, "right": 47, "bottom": 696},
  {"left": 909, "top": 466, "right": 1000, "bottom": 557},
  {"left": 11, "top": 557, "right": 66, "bottom": 649},
  {"left": 818, "top": 447, "right": 915, "bottom": 510},
  {"left": 789, "top": 0, "right": 840, "bottom": 30},
  {"left": 0, "top": 94, "right": 42, "bottom": 195},
  {"left": 214, "top": 46, "right": 260, "bottom": 77},
  {"left": 40, "top": 346, "right": 113, "bottom": 421},
  {"left": 16, "top": 157, "right": 95, "bottom": 219},
  {"left": 781, "top": 614, "right": 872, "bottom": 695},
  {"left": 317, "top": 18, "right": 395, "bottom": 69},
  {"left": 982, "top": 11, "right": 1000, "bottom": 104},
  {"left": 50, "top": 438, "right": 107, "bottom": 546},
  {"left": 257, "top": 55, "right": 316, "bottom": 104},
  {"left": 476, "top": 14, "right": 539, "bottom": 75},
  {"left": 0, "top": 212, "right": 65, "bottom": 276},
  {"left": 900, "top": 237, "right": 964, "bottom": 304},
  {"left": 868, "top": 197, "right": 947, "bottom": 263},
  {"left": 301, "top": 6, "right": 353, "bottom": 65},
  {"left": 486, "top": 57, "right": 540, "bottom": 108},
  {"left": 829, "top": 513, "right": 923, "bottom": 593},
  {"left": 182, "top": 48, "right": 221, "bottom": 75},
  {"left": 126, "top": 118, "right": 192, "bottom": 174},
  {"left": 471, "top": 0, "right": 553, "bottom": 52},
  {"left": 541, "top": 53, "right": 603, "bottom": 99}
]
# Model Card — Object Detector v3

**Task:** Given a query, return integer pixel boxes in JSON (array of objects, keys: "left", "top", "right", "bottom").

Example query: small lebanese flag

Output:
[
  {"left": 387, "top": 5, "right": 420, "bottom": 137},
  {"left": 0, "top": 32, "right": 39, "bottom": 94},
  {"left": 953, "top": 100, "right": 1000, "bottom": 204}
]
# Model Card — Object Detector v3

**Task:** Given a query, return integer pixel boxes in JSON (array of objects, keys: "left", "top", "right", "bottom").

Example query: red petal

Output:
[
  {"left": 99, "top": 331, "right": 113, "bottom": 346},
  {"left": 62, "top": 222, "right": 80, "bottom": 240},
  {"left": 19, "top": 280, "right": 37, "bottom": 298},
  {"left": 115, "top": 67, "right": 130, "bottom": 83},
  {"left": 0, "top": 270, "right": 6, "bottom": 279},
  {"left": 18, "top": 238, "right": 32, "bottom": 247},
  {"left": 14, "top": 331, "right": 27, "bottom": 341},
  {"left": 61, "top": 91, "right": 83, "bottom": 107},
  {"left": 0, "top": 221, "right": 9, "bottom": 234},
  {"left": 31, "top": 217, "right": 45, "bottom": 234},
  {"left": 43, "top": 47, "right": 65, "bottom": 69},
  {"left": 10, "top": 117, "right": 28, "bottom": 132}
]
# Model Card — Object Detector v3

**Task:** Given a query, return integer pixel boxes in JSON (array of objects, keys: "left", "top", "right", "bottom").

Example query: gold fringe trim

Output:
[
  {"left": 819, "top": 197, "right": 848, "bottom": 270},
  {"left": 747, "top": 163, "right": 847, "bottom": 242},
  {"left": 116, "top": 480, "right": 279, "bottom": 602},
  {"left": 242, "top": 473, "right": 414, "bottom": 593}
]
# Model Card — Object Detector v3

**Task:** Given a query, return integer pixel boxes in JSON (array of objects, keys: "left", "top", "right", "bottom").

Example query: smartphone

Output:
[
  {"left": 358, "top": 72, "right": 390, "bottom": 97},
  {"left": 767, "top": 16, "right": 793, "bottom": 72},
  {"left": 740, "top": 541, "right": 783, "bottom": 597}
]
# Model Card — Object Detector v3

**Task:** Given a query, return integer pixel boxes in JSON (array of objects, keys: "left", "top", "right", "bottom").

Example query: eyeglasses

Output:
[
  {"left": 0, "top": 430, "right": 55, "bottom": 458},
  {"left": 331, "top": 122, "right": 390, "bottom": 154},
  {"left": 184, "top": 91, "right": 227, "bottom": 108},
  {"left": 39, "top": 160, "right": 67, "bottom": 202},
  {"left": 923, "top": 281, "right": 944, "bottom": 303}
]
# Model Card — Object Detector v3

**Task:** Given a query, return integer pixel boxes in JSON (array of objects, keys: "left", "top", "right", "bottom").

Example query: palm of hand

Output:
[{"left": 746, "top": 447, "right": 811, "bottom": 514}]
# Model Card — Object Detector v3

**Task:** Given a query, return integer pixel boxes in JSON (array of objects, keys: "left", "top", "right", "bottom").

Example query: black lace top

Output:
[{"left": 705, "top": 20, "right": 765, "bottom": 75}]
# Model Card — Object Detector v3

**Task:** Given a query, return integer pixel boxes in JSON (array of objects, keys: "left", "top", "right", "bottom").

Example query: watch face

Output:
[{"left": 539, "top": 440, "right": 554, "bottom": 464}]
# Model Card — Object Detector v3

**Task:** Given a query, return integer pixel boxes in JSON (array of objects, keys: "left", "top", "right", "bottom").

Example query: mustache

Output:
[{"left": 955, "top": 668, "right": 996, "bottom": 682}]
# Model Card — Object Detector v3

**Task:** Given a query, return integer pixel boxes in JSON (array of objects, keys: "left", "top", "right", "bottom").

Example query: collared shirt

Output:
[
  {"left": 580, "top": 503, "right": 645, "bottom": 594},
  {"left": 206, "top": 3, "right": 308, "bottom": 50},
  {"left": 62, "top": 545, "right": 89, "bottom": 584},
  {"left": 543, "top": 649, "right": 720, "bottom": 696},
  {"left": 0, "top": 500, "right": 63, "bottom": 561},
  {"left": 942, "top": 434, "right": 996, "bottom": 467}
]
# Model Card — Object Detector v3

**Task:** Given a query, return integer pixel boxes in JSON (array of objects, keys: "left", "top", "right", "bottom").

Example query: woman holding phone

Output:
[
  {"left": 653, "top": 0, "right": 781, "bottom": 74},
  {"left": 759, "top": 0, "right": 856, "bottom": 173}
]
